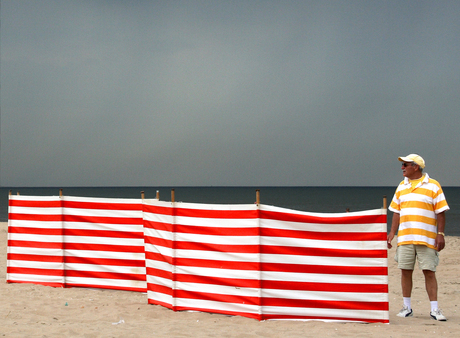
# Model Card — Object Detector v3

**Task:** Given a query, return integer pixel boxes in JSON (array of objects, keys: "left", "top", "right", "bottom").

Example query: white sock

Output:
[
  {"left": 430, "top": 301, "right": 438, "bottom": 311},
  {"left": 403, "top": 297, "right": 411, "bottom": 309}
]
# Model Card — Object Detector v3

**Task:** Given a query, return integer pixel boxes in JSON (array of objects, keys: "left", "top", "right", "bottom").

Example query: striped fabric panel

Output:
[
  {"left": 143, "top": 200, "right": 389, "bottom": 323},
  {"left": 7, "top": 195, "right": 65, "bottom": 287},
  {"left": 7, "top": 195, "right": 147, "bottom": 292},
  {"left": 62, "top": 196, "right": 146, "bottom": 292},
  {"left": 259, "top": 205, "right": 388, "bottom": 323}
]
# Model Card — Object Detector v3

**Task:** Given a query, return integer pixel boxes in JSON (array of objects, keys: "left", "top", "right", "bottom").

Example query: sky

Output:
[{"left": 0, "top": 0, "right": 459, "bottom": 187}]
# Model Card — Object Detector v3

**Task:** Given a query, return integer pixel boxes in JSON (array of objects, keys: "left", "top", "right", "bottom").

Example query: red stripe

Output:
[
  {"left": 7, "top": 266, "right": 64, "bottom": 276},
  {"left": 8, "top": 200, "right": 62, "bottom": 208},
  {"left": 173, "top": 305, "right": 261, "bottom": 320},
  {"left": 143, "top": 220, "right": 172, "bottom": 232},
  {"left": 170, "top": 274, "right": 388, "bottom": 293},
  {"left": 8, "top": 240, "right": 63, "bottom": 249},
  {"left": 65, "top": 270, "right": 146, "bottom": 281},
  {"left": 261, "top": 245, "right": 388, "bottom": 258},
  {"left": 145, "top": 251, "right": 173, "bottom": 264},
  {"left": 65, "top": 282, "right": 146, "bottom": 293},
  {"left": 176, "top": 208, "right": 258, "bottom": 219},
  {"left": 64, "top": 228, "right": 144, "bottom": 239},
  {"left": 175, "top": 224, "right": 259, "bottom": 236},
  {"left": 146, "top": 267, "right": 173, "bottom": 280},
  {"left": 7, "top": 280, "right": 65, "bottom": 288},
  {"left": 260, "top": 210, "right": 386, "bottom": 224},
  {"left": 8, "top": 227, "right": 64, "bottom": 236},
  {"left": 7, "top": 253, "right": 145, "bottom": 267},
  {"left": 144, "top": 236, "right": 259, "bottom": 253},
  {"left": 143, "top": 204, "right": 174, "bottom": 216},
  {"left": 261, "top": 227, "right": 386, "bottom": 241},
  {"left": 144, "top": 235, "right": 173, "bottom": 249},
  {"left": 261, "top": 314, "right": 389, "bottom": 323},
  {"left": 65, "top": 256, "right": 145, "bottom": 267},
  {"left": 261, "top": 298, "right": 388, "bottom": 311},
  {"left": 176, "top": 290, "right": 259, "bottom": 305},
  {"left": 7, "top": 253, "right": 64, "bottom": 263},
  {"left": 64, "top": 242, "right": 145, "bottom": 253},
  {"left": 176, "top": 258, "right": 260, "bottom": 270},
  {"left": 148, "top": 282, "right": 173, "bottom": 296},
  {"left": 63, "top": 200, "right": 142, "bottom": 211},
  {"left": 8, "top": 214, "right": 63, "bottom": 222},
  {"left": 262, "top": 263, "right": 387, "bottom": 275},
  {"left": 63, "top": 215, "right": 142, "bottom": 225}
]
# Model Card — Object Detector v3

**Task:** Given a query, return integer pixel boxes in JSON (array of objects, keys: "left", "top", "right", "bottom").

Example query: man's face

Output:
[{"left": 401, "top": 161, "right": 418, "bottom": 179}]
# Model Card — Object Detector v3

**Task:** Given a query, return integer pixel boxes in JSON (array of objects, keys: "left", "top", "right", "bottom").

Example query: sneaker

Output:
[
  {"left": 430, "top": 309, "right": 447, "bottom": 321},
  {"left": 397, "top": 305, "right": 413, "bottom": 317}
]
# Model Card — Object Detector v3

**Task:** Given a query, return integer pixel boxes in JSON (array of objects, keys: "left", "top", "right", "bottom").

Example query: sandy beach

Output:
[{"left": 1, "top": 221, "right": 459, "bottom": 337}]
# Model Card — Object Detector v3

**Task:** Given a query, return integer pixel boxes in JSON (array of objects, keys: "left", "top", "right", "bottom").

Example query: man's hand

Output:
[
  {"left": 435, "top": 234, "right": 445, "bottom": 251},
  {"left": 387, "top": 233, "right": 394, "bottom": 249}
]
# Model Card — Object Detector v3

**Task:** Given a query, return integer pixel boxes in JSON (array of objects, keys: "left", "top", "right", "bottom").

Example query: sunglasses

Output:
[{"left": 401, "top": 162, "right": 414, "bottom": 167}]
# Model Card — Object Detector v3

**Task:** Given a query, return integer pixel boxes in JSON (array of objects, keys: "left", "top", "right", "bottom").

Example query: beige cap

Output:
[{"left": 398, "top": 154, "right": 425, "bottom": 169}]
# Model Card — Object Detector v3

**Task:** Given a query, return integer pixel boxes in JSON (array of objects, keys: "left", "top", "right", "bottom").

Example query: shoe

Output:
[
  {"left": 397, "top": 305, "right": 413, "bottom": 317},
  {"left": 430, "top": 309, "right": 447, "bottom": 321}
]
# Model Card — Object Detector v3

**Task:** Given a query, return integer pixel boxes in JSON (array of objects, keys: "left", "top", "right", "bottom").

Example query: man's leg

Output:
[
  {"left": 423, "top": 270, "right": 437, "bottom": 301},
  {"left": 401, "top": 269, "right": 413, "bottom": 297}
]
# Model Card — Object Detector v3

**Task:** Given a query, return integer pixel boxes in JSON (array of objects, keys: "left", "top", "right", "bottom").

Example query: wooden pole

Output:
[
  {"left": 9, "top": 190, "right": 12, "bottom": 196},
  {"left": 141, "top": 191, "right": 145, "bottom": 199},
  {"left": 17, "top": 191, "right": 20, "bottom": 195},
  {"left": 171, "top": 189, "right": 175, "bottom": 203},
  {"left": 256, "top": 189, "right": 260, "bottom": 206},
  {"left": 383, "top": 195, "right": 387, "bottom": 209},
  {"left": 156, "top": 190, "right": 160, "bottom": 200},
  {"left": 59, "top": 189, "right": 63, "bottom": 198}
]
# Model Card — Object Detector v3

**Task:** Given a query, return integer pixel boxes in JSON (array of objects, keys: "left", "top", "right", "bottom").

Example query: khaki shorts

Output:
[{"left": 395, "top": 244, "right": 439, "bottom": 271}]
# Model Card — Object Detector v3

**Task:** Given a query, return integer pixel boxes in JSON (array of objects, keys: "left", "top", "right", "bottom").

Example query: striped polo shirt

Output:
[{"left": 389, "top": 173, "right": 449, "bottom": 249}]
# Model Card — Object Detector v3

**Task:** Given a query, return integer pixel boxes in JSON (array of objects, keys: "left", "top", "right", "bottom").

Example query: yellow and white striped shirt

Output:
[{"left": 389, "top": 173, "right": 449, "bottom": 250}]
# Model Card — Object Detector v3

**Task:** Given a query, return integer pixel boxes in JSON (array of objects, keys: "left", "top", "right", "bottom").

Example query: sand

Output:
[{"left": 1, "top": 221, "right": 459, "bottom": 337}]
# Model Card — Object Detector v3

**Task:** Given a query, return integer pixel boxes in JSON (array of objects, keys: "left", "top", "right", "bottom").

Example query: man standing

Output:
[{"left": 387, "top": 154, "right": 449, "bottom": 321}]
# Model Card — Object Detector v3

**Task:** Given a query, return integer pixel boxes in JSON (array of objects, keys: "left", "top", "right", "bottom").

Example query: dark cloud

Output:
[{"left": 1, "top": 0, "right": 459, "bottom": 187}]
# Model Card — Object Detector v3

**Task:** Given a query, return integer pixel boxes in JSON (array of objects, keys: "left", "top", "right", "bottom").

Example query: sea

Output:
[{"left": 1, "top": 186, "right": 459, "bottom": 236}]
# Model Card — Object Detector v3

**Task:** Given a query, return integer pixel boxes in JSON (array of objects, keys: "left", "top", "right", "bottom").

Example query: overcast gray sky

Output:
[{"left": 0, "top": 0, "right": 459, "bottom": 187}]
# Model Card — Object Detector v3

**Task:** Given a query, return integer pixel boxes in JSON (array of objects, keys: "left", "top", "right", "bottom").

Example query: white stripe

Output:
[
  {"left": 261, "top": 254, "right": 386, "bottom": 267},
  {"left": 262, "top": 289, "right": 388, "bottom": 302},
  {"left": 7, "top": 220, "right": 63, "bottom": 228},
  {"left": 9, "top": 207, "right": 62, "bottom": 215},
  {"left": 63, "top": 222, "right": 144, "bottom": 232},
  {"left": 64, "top": 236, "right": 144, "bottom": 246},
  {"left": 262, "top": 306, "right": 389, "bottom": 320},
  {"left": 175, "top": 298, "right": 259, "bottom": 314},
  {"left": 176, "top": 266, "right": 261, "bottom": 280},
  {"left": 6, "top": 274, "right": 64, "bottom": 284},
  {"left": 63, "top": 196, "right": 142, "bottom": 204},
  {"left": 175, "top": 233, "right": 259, "bottom": 245},
  {"left": 65, "top": 277, "right": 146, "bottom": 289},
  {"left": 7, "top": 247, "right": 64, "bottom": 256},
  {"left": 262, "top": 271, "right": 388, "bottom": 285},
  {"left": 64, "top": 250, "right": 145, "bottom": 260},
  {"left": 144, "top": 243, "right": 173, "bottom": 257},
  {"left": 260, "top": 218, "right": 385, "bottom": 232},
  {"left": 63, "top": 208, "right": 142, "bottom": 218},
  {"left": 261, "top": 237, "right": 387, "bottom": 250},
  {"left": 146, "top": 291, "right": 173, "bottom": 305},
  {"left": 8, "top": 233, "right": 63, "bottom": 243},
  {"left": 7, "top": 260, "right": 64, "bottom": 270}
]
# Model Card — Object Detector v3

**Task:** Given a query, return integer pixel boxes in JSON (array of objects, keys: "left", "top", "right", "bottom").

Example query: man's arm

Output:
[
  {"left": 435, "top": 211, "right": 446, "bottom": 251},
  {"left": 387, "top": 212, "right": 400, "bottom": 249}
]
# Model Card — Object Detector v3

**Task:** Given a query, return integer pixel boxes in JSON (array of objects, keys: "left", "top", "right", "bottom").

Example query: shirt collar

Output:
[{"left": 403, "top": 173, "right": 430, "bottom": 186}]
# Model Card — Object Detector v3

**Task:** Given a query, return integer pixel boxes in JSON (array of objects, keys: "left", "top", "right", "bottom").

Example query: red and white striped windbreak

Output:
[
  {"left": 7, "top": 195, "right": 146, "bottom": 292},
  {"left": 143, "top": 201, "right": 388, "bottom": 323}
]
